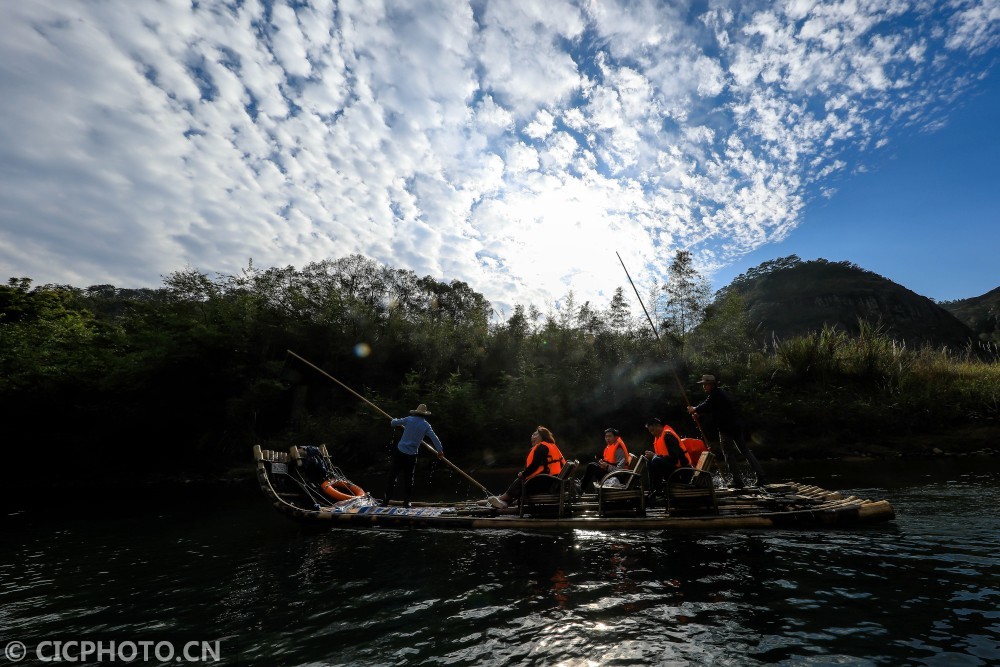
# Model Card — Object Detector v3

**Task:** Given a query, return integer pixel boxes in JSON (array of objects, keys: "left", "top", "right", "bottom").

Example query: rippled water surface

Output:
[{"left": 3, "top": 458, "right": 999, "bottom": 666}]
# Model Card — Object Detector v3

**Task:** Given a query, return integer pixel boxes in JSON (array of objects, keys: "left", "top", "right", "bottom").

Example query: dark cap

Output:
[{"left": 644, "top": 417, "right": 663, "bottom": 427}]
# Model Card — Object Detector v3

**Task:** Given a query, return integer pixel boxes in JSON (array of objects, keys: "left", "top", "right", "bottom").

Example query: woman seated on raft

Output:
[
  {"left": 578, "top": 427, "right": 630, "bottom": 493},
  {"left": 491, "top": 426, "right": 566, "bottom": 509}
]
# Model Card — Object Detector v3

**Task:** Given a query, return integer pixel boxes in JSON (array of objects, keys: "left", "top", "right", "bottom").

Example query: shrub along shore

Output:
[{"left": 3, "top": 256, "right": 997, "bottom": 483}]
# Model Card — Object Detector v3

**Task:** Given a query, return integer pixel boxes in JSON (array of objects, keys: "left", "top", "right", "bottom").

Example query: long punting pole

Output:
[
  {"left": 615, "top": 252, "right": 712, "bottom": 445},
  {"left": 286, "top": 349, "right": 496, "bottom": 497}
]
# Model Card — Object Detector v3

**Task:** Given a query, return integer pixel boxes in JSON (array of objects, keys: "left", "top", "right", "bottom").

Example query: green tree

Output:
[
  {"left": 607, "top": 286, "right": 633, "bottom": 333},
  {"left": 661, "top": 250, "right": 711, "bottom": 343},
  {"left": 690, "top": 291, "right": 758, "bottom": 363}
]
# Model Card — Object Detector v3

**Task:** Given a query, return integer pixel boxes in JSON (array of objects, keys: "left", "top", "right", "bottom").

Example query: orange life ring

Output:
[{"left": 320, "top": 479, "right": 365, "bottom": 501}]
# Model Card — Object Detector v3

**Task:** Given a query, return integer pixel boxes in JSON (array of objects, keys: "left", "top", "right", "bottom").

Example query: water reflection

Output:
[{"left": 2, "top": 461, "right": 998, "bottom": 666}]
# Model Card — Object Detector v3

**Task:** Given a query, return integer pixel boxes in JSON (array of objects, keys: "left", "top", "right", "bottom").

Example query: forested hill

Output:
[
  {"left": 721, "top": 256, "right": 977, "bottom": 349},
  {"left": 940, "top": 286, "right": 1000, "bottom": 344},
  {"left": 2, "top": 253, "right": 998, "bottom": 485}
]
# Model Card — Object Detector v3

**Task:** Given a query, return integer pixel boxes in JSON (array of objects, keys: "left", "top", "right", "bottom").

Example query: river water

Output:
[{"left": 3, "top": 457, "right": 999, "bottom": 666}]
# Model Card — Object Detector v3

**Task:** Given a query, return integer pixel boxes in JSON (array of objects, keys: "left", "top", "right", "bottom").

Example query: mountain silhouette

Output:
[
  {"left": 939, "top": 286, "right": 1000, "bottom": 344},
  {"left": 721, "top": 256, "right": 977, "bottom": 350}
]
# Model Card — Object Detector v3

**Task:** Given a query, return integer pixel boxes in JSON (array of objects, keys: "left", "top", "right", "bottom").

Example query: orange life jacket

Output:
[
  {"left": 653, "top": 425, "right": 682, "bottom": 457},
  {"left": 679, "top": 437, "right": 708, "bottom": 467},
  {"left": 525, "top": 441, "right": 565, "bottom": 478},
  {"left": 601, "top": 438, "right": 629, "bottom": 466}
]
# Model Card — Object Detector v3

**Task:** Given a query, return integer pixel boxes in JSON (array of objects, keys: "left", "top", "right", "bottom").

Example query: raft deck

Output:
[{"left": 254, "top": 445, "right": 895, "bottom": 531}]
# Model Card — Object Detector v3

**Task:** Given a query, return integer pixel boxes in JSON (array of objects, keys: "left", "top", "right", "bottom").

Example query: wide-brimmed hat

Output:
[
  {"left": 409, "top": 403, "right": 432, "bottom": 416},
  {"left": 697, "top": 374, "right": 717, "bottom": 384}
]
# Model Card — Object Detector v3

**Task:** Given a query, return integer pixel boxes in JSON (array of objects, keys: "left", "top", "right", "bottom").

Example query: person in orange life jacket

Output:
[
  {"left": 384, "top": 403, "right": 444, "bottom": 507},
  {"left": 687, "top": 374, "right": 767, "bottom": 489},
  {"left": 579, "top": 428, "right": 630, "bottom": 492},
  {"left": 644, "top": 417, "right": 690, "bottom": 499},
  {"left": 493, "top": 426, "right": 565, "bottom": 508}
]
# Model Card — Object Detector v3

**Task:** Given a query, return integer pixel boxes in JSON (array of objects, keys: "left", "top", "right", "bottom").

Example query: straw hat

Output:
[{"left": 409, "top": 403, "right": 432, "bottom": 416}]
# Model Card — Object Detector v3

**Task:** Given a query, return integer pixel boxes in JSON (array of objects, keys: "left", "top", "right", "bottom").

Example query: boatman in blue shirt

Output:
[{"left": 384, "top": 403, "right": 444, "bottom": 508}]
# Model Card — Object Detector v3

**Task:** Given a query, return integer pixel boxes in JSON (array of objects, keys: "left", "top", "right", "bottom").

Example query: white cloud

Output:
[
  {"left": 270, "top": 2, "right": 313, "bottom": 78},
  {"left": 505, "top": 143, "right": 540, "bottom": 174},
  {"left": 523, "top": 109, "right": 556, "bottom": 140},
  {"left": 0, "top": 0, "right": 997, "bottom": 315},
  {"left": 475, "top": 0, "right": 586, "bottom": 116},
  {"left": 946, "top": 0, "right": 1000, "bottom": 55}
]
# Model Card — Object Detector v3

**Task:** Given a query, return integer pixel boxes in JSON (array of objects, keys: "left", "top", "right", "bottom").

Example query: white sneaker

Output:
[{"left": 487, "top": 496, "right": 508, "bottom": 509}]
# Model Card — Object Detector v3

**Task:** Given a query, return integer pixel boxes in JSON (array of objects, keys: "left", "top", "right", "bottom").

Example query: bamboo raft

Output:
[{"left": 254, "top": 445, "right": 895, "bottom": 531}]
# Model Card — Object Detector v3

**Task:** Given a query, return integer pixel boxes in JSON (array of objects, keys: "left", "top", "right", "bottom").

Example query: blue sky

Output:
[
  {"left": 1, "top": 0, "right": 998, "bottom": 315},
  {"left": 713, "top": 64, "right": 1000, "bottom": 302}
]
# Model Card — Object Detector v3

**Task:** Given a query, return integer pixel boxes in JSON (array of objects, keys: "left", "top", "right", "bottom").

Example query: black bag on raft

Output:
[{"left": 301, "top": 445, "right": 331, "bottom": 482}]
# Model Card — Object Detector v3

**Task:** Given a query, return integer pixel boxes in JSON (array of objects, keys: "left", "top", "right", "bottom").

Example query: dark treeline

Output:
[{"left": 3, "top": 254, "right": 998, "bottom": 483}]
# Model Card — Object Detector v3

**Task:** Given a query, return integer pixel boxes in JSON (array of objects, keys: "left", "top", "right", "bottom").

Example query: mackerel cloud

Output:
[{"left": 1, "top": 0, "right": 997, "bottom": 313}]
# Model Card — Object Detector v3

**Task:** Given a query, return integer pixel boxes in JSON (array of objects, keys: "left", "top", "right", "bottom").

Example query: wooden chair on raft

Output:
[
  {"left": 519, "top": 460, "right": 580, "bottom": 518},
  {"left": 665, "top": 451, "right": 718, "bottom": 515},
  {"left": 597, "top": 455, "right": 648, "bottom": 517}
]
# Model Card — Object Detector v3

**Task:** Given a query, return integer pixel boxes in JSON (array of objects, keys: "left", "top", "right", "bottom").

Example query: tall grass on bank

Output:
[{"left": 699, "top": 321, "right": 1000, "bottom": 451}]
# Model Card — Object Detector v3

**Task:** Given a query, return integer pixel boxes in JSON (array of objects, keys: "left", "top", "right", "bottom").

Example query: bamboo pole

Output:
[
  {"left": 286, "top": 349, "right": 496, "bottom": 497},
  {"left": 615, "top": 251, "right": 712, "bottom": 447}
]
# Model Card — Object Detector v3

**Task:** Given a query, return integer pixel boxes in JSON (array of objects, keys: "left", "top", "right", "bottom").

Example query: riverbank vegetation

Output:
[{"left": 2, "top": 255, "right": 997, "bottom": 481}]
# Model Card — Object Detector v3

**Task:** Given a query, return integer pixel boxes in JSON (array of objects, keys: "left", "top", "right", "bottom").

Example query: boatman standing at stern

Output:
[
  {"left": 687, "top": 375, "right": 768, "bottom": 489},
  {"left": 385, "top": 403, "right": 444, "bottom": 508}
]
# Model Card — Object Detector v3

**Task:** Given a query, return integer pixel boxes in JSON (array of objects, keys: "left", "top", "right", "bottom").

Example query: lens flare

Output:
[{"left": 353, "top": 342, "right": 371, "bottom": 358}]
